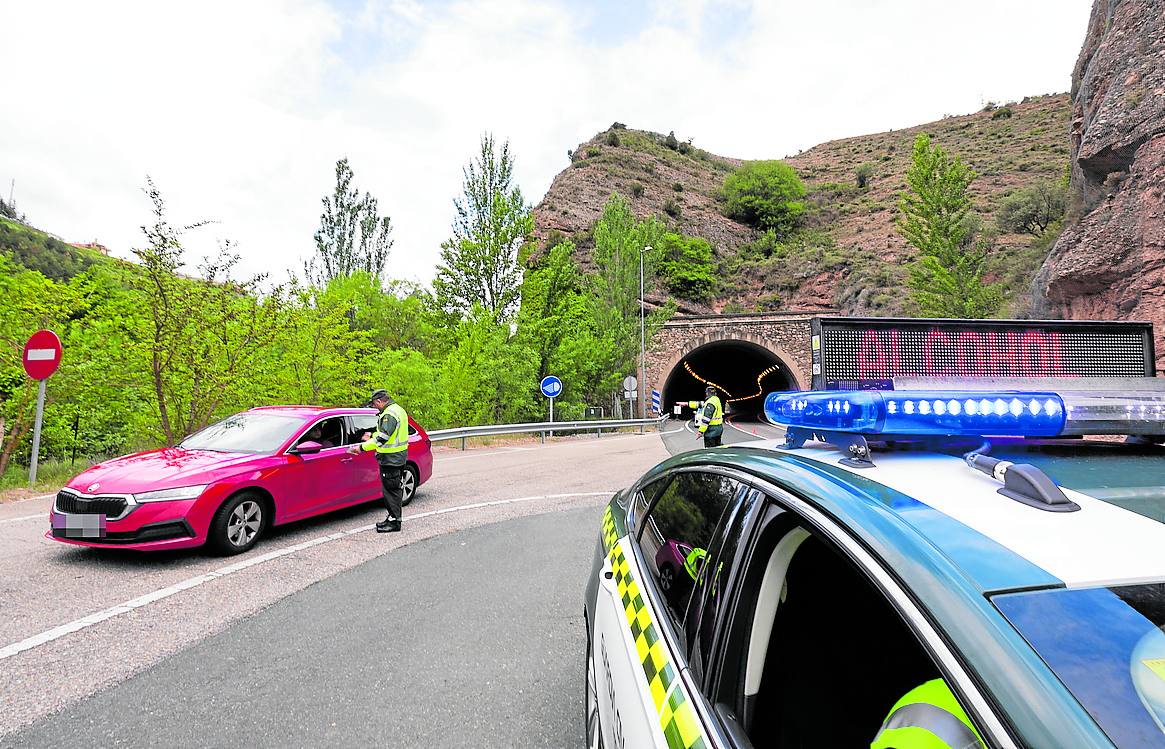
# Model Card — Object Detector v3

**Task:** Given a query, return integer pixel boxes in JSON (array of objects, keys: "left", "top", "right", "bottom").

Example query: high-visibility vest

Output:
[
  {"left": 362, "top": 402, "right": 410, "bottom": 456},
  {"left": 870, "top": 679, "right": 983, "bottom": 749},
  {"left": 688, "top": 396, "right": 724, "bottom": 432}
]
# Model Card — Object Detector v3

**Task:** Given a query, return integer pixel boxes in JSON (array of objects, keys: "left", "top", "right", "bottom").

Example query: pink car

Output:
[{"left": 47, "top": 406, "right": 433, "bottom": 554}]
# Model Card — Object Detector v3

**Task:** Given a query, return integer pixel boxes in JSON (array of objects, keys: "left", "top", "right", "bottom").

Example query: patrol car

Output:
[{"left": 583, "top": 379, "right": 1165, "bottom": 748}]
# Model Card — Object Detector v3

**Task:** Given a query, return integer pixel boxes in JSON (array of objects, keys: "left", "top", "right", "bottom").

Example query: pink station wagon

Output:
[{"left": 48, "top": 406, "right": 433, "bottom": 554}]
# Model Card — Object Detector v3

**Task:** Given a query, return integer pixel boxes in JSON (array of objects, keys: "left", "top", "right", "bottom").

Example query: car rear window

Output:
[
  {"left": 180, "top": 412, "right": 302, "bottom": 454},
  {"left": 994, "top": 583, "right": 1165, "bottom": 748}
]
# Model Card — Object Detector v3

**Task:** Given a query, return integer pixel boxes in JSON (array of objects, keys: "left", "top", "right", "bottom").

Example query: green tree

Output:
[
  {"left": 722, "top": 161, "right": 806, "bottom": 235},
  {"left": 585, "top": 195, "right": 672, "bottom": 414},
  {"left": 309, "top": 158, "right": 394, "bottom": 284},
  {"left": 996, "top": 180, "right": 1067, "bottom": 236},
  {"left": 132, "top": 179, "right": 289, "bottom": 443},
  {"left": 433, "top": 134, "right": 533, "bottom": 321},
  {"left": 898, "top": 134, "right": 1002, "bottom": 318},
  {"left": 656, "top": 232, "right": 716, "bottom": 302}
]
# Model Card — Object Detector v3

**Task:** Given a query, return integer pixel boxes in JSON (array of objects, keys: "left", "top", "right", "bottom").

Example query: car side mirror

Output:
[{"left": 290, "top": 440, "right": 322, "bottom": 455}]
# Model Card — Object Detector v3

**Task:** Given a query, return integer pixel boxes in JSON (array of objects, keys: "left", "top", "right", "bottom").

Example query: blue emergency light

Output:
[
  {"left": 764, "top": 381, "right": 1165, "bottom": 438},
  {"left": 765, "top": 390, "right": 1066, "bottom": 436}
]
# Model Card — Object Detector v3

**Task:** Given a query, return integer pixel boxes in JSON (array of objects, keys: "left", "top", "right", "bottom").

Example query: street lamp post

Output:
[{"left": 640, "top": 245, "right": 652, "bottom": 420}]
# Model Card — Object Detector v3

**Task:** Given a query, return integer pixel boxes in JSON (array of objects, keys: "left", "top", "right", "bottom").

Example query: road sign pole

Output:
[
  {"left": 549, "top": 397, "right": 554, "bottom": 438},
  {"left": 29, "top": 379, "right": 46, "bottom": 487}
]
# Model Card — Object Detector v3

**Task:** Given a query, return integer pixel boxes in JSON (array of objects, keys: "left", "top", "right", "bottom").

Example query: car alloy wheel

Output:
[
  {"left": 401, "top": 465, "right": 418, "bottom": 506},
  {"left": 228, "top": 500, "right": 262, "bottom": 547},
  {"left": 659, "top": 564, "right": 675, "bottom": 592},
  {"left": 586, "top": 635, "right": 603, "bottom": 749}
]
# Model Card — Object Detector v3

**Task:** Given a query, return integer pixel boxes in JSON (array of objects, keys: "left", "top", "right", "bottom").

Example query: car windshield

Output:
[
  {"left": 179, "top": 412, "right": 302, "bottom": 454},
  {"left": 994, "top": 583, "right": 1165, "bottom": 748}
]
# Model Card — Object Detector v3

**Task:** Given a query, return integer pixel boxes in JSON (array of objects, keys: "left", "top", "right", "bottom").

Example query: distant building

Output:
[{"left": 69, "top": 241, "right": 110, "bottom": 255}]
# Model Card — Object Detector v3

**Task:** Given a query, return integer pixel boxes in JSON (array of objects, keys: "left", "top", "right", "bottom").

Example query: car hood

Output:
[{"left": 65, "top": 448, "right": 263, "bottom": 495}]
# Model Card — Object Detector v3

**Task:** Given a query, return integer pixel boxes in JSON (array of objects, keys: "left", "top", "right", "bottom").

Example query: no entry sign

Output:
[{"left": 23, "top": 330, "right": 62, "bottom": 381}]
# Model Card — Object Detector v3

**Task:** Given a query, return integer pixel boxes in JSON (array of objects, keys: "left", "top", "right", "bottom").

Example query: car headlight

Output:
[{"left": 133, "top": 485, "right": 209, "bottom": 503}]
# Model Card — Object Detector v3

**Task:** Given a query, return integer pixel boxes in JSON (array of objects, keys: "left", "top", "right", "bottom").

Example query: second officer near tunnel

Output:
[
  {"left": 348, "top": 389, "right": 410, "bottom": 533},
  {"left": 687, "top": 385, "right": 724, "bottom": 448}
]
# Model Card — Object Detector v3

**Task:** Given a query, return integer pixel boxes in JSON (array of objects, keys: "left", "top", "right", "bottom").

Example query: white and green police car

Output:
[{"left": 584, "top": 379, "right": 1165, "bottom": 748}]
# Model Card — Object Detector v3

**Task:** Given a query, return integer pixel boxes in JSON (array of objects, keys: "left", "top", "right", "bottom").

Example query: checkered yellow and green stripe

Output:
[
  {"left": 609, "top": 541, "right": 709, "bottom": 749},
  {"left": 602, "top": 506, "right": 619, "bottom": 553}
]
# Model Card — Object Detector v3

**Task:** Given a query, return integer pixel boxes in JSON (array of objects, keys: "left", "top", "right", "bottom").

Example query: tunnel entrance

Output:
[{"left": 661, "top": 339, "right": 798, "bottom": 422}]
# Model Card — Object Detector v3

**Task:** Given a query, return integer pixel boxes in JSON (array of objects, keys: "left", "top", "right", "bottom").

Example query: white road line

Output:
[
  {"left": 0, "top": 514, "right": 42, "bottom": 526},
  {"left": 0, "top": 490, "right": 617, "bottom": 662}
]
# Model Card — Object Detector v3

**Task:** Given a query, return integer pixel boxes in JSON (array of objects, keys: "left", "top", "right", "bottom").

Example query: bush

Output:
[
  {"left": 722, "top": 160, "right": 806, "bottom": 234},
  {"left": 996, "top": 181, "right": 1066, "bottom": 235},
  {"left": 663, "top": 198, "right": 681, "bottom": 218},
  {"left": 664, "top": 131, "right": 680, "bottom": 150},
  {"left": 854, "top": 163, "right": 875, "bottom": 189},
  {"left": 656, "top": 232, "right": 716, "bottom": 302},
  {"left": 585, "top": 146, "right": 601, "bottom": 158},
  {"left": 610, "top": 121, "right": 626, "bottom": 130},
  {"left": 630, "top": 182, "right": 645, "bottom": 198},
  {"left": 604, "top": 130, "right": 621, "bottom": 147},
  {"left": 992, "top": 107, "right": 1013, "bottom": 120},
  {"left": 755, "top": 292, "right": 783, "bottom": 311},
  {"left": 672, "top": 182, "right": 684, "bottom": 192}
]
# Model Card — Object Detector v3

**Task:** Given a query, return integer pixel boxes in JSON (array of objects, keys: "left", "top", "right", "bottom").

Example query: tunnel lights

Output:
[
  {"left": 683, "top": 361, "right": 785, "bottom": 404},
  {"left": 765, "top": 390, "right": 1067, "bottom": 436}
]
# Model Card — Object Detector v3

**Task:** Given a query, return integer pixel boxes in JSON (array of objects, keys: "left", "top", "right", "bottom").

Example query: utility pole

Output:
[{"left": 640, "top": 245, "right": 651, "bottom": 419}]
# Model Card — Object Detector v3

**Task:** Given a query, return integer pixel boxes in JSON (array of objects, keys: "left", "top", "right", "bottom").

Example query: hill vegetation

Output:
[{"left": 533, "top": 94, "right": 1072, "bottom": 317}]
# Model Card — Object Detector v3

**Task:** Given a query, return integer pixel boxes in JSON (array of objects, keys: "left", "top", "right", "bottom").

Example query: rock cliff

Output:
[{"left": 1034, "top": 0, "right": 1165, "bottom": 370}]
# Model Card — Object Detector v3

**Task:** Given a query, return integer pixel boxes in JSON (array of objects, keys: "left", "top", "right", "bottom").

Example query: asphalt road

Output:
[
  {"left": 0, "top": 420, "right": 776, "bottom": 745},
  {"left": 5, "top": 507, "right": 601, "bottom": 748}
]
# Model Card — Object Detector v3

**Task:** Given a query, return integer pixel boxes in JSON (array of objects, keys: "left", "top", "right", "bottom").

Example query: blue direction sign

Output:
[{"left": 540, "top": 375, "right": 563, "bottom": 398}]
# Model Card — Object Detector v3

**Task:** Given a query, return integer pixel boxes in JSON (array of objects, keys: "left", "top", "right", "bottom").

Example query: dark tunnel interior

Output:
[{"left": 661, "top": 340, "right": 798, "bottom": 422}]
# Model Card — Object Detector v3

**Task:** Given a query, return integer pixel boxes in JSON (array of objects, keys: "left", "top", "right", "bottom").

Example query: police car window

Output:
[
  {"left": 637, "top": 471, "right": 740, "bottom": 640},
  {"left": 685, "top": 489, "right": 759, "bottom": 685},
  {"left": 632, "top": 476, "right": 671, "bottom": 527},
  {"left": 724, "top": 518, "right": 948, "bottom": 747},
  {"left": 994, "top": 583, "right": 1165, "bottom": 748}
]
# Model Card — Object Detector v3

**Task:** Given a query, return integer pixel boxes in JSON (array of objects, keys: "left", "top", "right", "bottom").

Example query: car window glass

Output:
[
  {"left": 637, "top": 471, "right": 740, "bottom": 643},
  {"left": 686, "top": 489, "right": 757, "bottom": 684},
  {"left": 345, "top": 414, "right": 378, "bottom": 445},
  {"left": 725, "top": 508, "right": 962, "bottom": 748},
  {"left": 632, "top": 476, "right": 671, "bottom": 528},
  {"left": 298, "top": 417, "right": 345, "bottom": 449}
]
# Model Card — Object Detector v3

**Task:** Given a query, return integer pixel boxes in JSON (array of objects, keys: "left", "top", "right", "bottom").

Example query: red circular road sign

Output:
[{"left": 22, "top": 330, "right": 63, "bottom": 380}]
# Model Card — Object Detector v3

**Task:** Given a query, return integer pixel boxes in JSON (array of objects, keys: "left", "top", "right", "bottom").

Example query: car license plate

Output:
[{"left": 52, "top": 512, "right": 106, "bottom": 539}]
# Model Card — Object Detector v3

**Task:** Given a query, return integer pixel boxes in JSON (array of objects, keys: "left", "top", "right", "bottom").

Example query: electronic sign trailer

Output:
[{"left": 811, "top": 317, "right": 1156, "bottom": 391}]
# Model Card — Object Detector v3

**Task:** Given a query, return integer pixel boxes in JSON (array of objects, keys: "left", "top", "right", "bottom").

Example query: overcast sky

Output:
[{"left": 1, "top": 0, "right": 1093, "bottom": 286}]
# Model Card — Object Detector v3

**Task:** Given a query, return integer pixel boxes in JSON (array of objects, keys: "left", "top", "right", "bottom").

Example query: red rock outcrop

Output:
[{"left": 1034, "top": 0, "right": 1165, "bottom": 371}]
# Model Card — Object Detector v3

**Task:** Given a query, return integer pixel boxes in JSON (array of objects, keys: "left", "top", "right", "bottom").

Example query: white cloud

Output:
[{"left": 0, "top": 0, "right": 1092, "bottom": 287}]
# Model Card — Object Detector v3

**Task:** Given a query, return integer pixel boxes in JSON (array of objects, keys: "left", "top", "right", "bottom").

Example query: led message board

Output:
[{"left": 811, "top": 317, "right": 1155, "bottom": 390}]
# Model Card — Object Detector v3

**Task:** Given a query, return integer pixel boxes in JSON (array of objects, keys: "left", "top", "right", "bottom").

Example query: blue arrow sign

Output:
[{"left": 540, "top": 375, "right": 563, "bottom": 398}]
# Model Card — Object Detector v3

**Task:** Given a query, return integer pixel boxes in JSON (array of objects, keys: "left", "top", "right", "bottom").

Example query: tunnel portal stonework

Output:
[{"left": 646, "top": 312, "right": 819, "bottom": 403}]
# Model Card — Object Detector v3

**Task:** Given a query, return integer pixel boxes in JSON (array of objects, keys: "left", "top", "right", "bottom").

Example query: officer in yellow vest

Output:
[
  {"left": 687, "top": 386, "right": 724, "bottom": 448},
  {"left": 348, "top": 389, "right": 410, "bottom": 533},
  {"left": 870, "top": 678, "right": 983, "bottom": 749}
]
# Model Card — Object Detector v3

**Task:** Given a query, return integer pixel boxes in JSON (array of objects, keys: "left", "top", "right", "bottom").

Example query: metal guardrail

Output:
[{"left": 427, "top": 416, "right": 670, "bottom": 450}]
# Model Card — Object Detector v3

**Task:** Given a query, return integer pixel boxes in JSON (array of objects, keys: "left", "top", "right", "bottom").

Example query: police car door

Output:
[{"left": 594, "top": 470, "right": 741, "bottom": 749}]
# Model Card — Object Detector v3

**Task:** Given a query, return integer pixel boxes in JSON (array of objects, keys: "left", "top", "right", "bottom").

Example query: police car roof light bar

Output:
[{"left": 765, "top": 387, "right": 1165, "bottom": 438}]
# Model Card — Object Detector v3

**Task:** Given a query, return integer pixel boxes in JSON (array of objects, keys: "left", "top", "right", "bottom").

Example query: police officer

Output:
[
  {"left": 348, "top": 389, "right": 410, "bottom": 533},
  {"left": 687, "top": 385, "right": 724, "bottom": 448},
  {"left": 870, "top": 678, "right": 983, "bottom": 749}
]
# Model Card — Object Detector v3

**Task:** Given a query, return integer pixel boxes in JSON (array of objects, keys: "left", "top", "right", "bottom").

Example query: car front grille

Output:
[{"left": 56, "top": 491, "right": 129, "bottom": 518}]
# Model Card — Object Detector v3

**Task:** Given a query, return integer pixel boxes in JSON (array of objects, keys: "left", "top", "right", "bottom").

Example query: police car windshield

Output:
[
  {"left": 179, "top": 412, "right": 302, "bottom": 454},
  {"left": 994, "top": 583, "right": 1165, "bottom": 748}
]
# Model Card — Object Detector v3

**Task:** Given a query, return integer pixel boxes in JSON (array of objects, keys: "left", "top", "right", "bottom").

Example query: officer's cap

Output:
[
  {"left": 705, "top": 385, "right": 717, "bottom": 395},
  {"left": 366, "top": 389, "right": 390, "bottom": 407}
]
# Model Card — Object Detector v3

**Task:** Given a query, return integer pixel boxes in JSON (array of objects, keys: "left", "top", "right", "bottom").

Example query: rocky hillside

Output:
[
  {"left": 1035, "top": 0, "right": 1165, "bottom": 372},
  {"left": 534, "top": 96, "right": 1071, "bottom": 315}
]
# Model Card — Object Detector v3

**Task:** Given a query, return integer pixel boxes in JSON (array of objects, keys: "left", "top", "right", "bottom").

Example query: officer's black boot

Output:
[{"left": 376, "top": 516, "right": 401, "bottom": 533}]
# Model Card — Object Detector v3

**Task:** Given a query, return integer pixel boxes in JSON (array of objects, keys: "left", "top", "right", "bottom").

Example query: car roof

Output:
[{"left": 247, "top": 405, "right": 374, "bottom": 418}]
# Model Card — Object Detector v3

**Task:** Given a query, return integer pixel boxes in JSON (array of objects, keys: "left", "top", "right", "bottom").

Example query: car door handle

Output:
[{"left": 340, "top": 457, "right": 354, "bottom": 463}]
